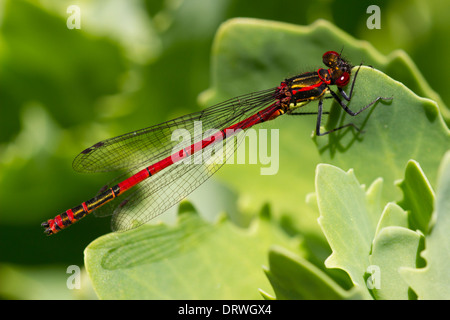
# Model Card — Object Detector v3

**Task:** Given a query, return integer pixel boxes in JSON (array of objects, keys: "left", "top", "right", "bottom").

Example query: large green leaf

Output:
[
  {"left": 310, "top": 163, "right": 423, "bottom": 300},
  {"left": 200, "top": 18, "right": 449, "bottom": 237},
  {"left": 400, "top": 151, "right": 450, "bottom": 299},
  {"left": 85, "top": 206, "right": 295, "bottom": 299},
  {"left": 396, "top": 160, "right": 435, "bottom": 233},
  {"left": 263, "top": 246, "right": 364, "bottom": 300},
  {"left": 316, "top": 164, "right": 380, "bottom": 299},
  {"left": 369, "top": 226, "right": 421, "bottom": 300},
  {"left": 264, "top": 162, "right": 426, "bottom": 300}
]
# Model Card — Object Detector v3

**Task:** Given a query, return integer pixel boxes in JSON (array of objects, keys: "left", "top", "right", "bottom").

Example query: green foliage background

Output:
[{"left": 0, "top": 0, "right": 449, "bottom": 299}]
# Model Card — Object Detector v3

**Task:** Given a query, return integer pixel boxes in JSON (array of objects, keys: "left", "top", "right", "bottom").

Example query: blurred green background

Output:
[{"left": 0, "top": 0, "right": 448, "bottom": 299}]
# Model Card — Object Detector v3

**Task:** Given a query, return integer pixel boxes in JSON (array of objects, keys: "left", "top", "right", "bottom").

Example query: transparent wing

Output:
[
  {"left": 109, "top": 129, "right": 247, "bottom": 231},
  {"left": 78, "top": 87, "right": 279, "bottom": 228},
  {"left": 73, "top": 88, "right": 276, "bottom": 173}
]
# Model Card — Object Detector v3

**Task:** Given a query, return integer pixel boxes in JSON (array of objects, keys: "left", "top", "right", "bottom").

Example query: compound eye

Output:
[
  {"left": 336, "top": 71, "right": 350, "bottom": 87},
  {"left": 323, "top": 51, "right": 339, "bottom": 67}
]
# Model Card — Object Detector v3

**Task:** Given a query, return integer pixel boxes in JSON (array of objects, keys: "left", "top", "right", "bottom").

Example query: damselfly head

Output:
[{"left": 323, "top": 51, "right": 353, "bottom": 88}]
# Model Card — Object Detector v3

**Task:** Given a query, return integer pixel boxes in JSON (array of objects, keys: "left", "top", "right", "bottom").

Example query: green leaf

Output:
[
  {"left": 374, "top": 202, "right": 409, "bottom": 237},
  {"left": 369, "top": 226, "right": 421, "bottom": 300},
  {"left": 84, "top": 208, "right": 294, "bottom": 299},
  {"left": 316, "top": 66, "right": 449, "bottom": 203},
  {"left": 314, "top": 163, "right": 428, "bottom": 300},
  {"left": 316, "top": 164, "right": 380, "bottom": 299},
  {"left": 396, "top": 160, "right": 435, "bottom": 233},
  {"left": 400, "top": 151, "right": 450, "bottom": 299},
  {"left": 200, "top": 18, "right": 449, "bottom": 240},
  {"left": 263, "top": 246, "right": 364, "bottom": 300}
]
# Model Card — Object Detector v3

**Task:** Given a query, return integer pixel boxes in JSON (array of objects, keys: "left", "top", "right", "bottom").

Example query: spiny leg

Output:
[
  {"left": 328, "top": 89, "right": 392, "bottom": 117},
  {"left": 314, "top": 98, "right": 362, "bottom": 136}
]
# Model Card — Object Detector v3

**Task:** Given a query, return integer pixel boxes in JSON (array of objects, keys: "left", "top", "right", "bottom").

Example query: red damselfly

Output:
[{"left": 42, "top": 51, "right": 392, "bottom": 235}]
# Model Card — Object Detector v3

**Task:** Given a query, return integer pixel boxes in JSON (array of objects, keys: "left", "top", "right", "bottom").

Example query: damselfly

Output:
[{"left": 42, "top": 51, "right": 392, "bottom": 235}]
